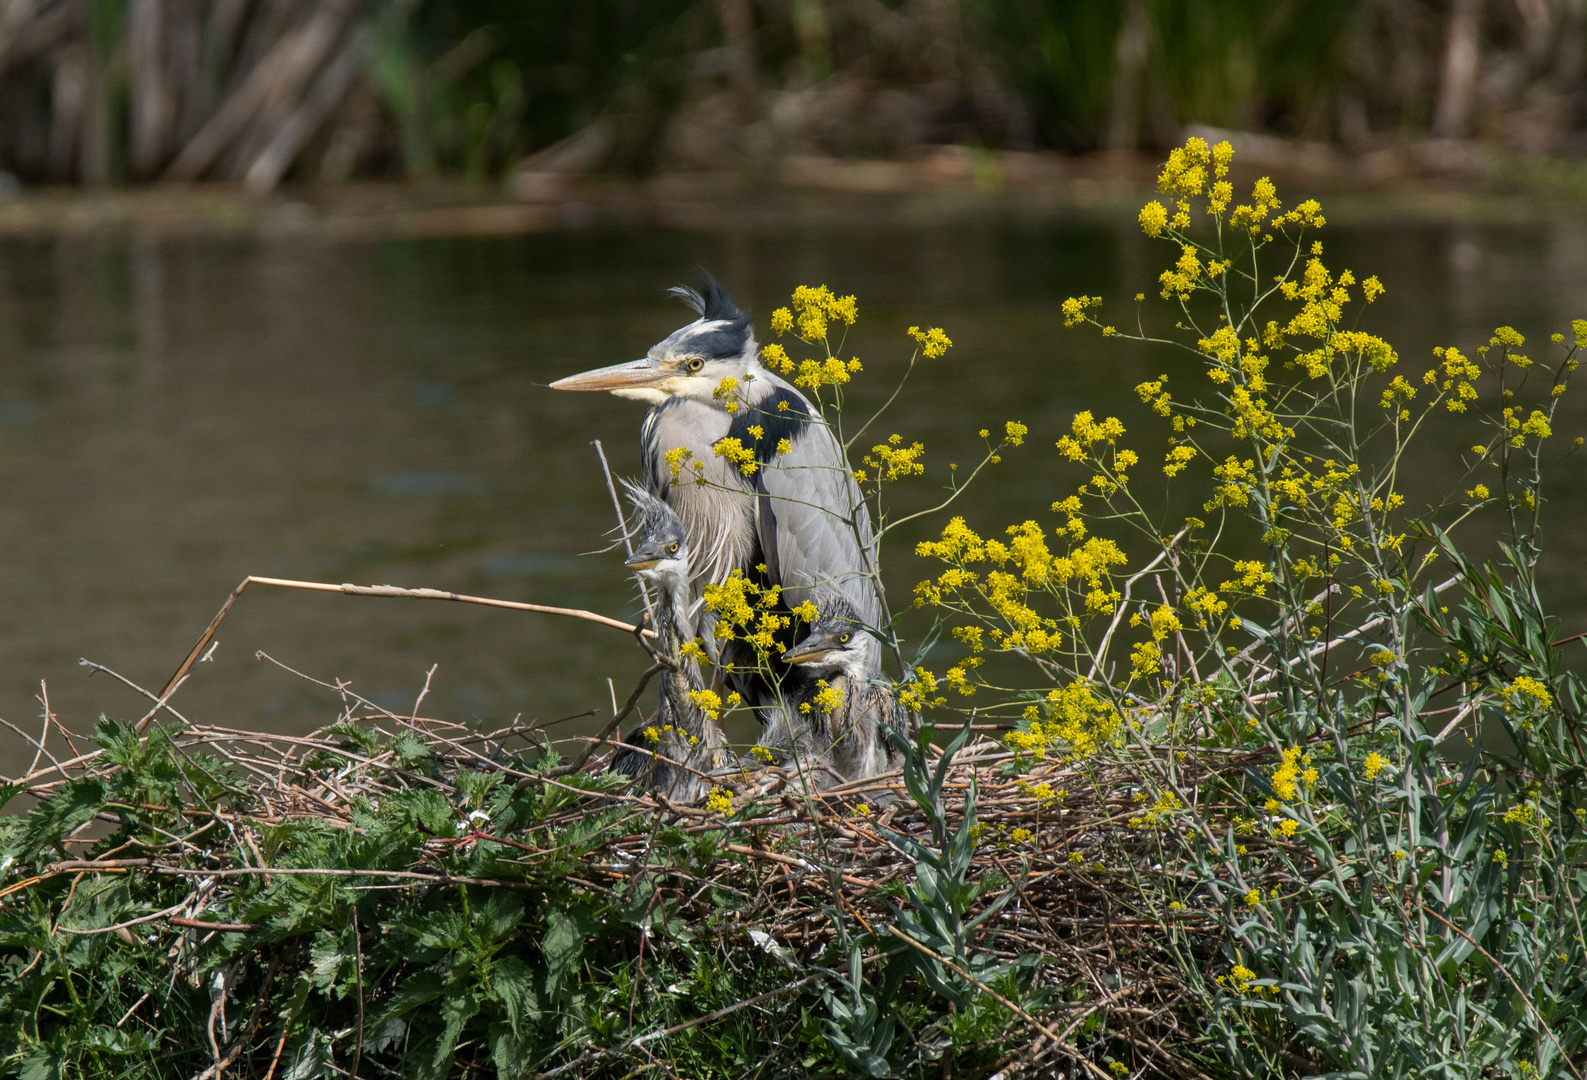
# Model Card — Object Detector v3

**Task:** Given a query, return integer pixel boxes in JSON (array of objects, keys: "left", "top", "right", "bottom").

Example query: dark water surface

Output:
[{"left": 3, "top": 211, "right": 1586, "bottom": 777}]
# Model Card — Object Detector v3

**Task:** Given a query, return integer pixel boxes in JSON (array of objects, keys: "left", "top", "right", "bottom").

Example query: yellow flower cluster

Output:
[
  {"left": 712, "top": 436, "right": 759, "bottom": 476},
  {"left": 706, "top": 786, "right": 734, "bottom": 814},
  {"left": 1228, "top": 176, "right": 1281, "bottom": 232},
  {"left": 1206, "top": 456, "right": 1257, "bottom": 510},
  {"left": 1220, "top": 559, "right": 1274, "bottom": 596},
  {"left": 1061, "top": 295, "right": 1102, "bottom": 327},
  {"left": 1502, "top": 674, "right": 1553, "bottom": 712},
  {"left": 1501, "top": 407, "right": 1553, "bottom": 447},
  {"left": 703, "top": 570, "right": 789, "bottom": 659},
  {"left": 1425, "top": 346, "right": 1482, "bottom": 413},
  {"left": 1055, "top": 411, "right": 1126, "bottom": 460},
  {"left": 1126, "top": 603, "right": 1182, "bottom": 642},
  {"left": 1182, "top": 585, "right": 1227, "bottom": 627},
  {"left": 762, "top": 342, "right": 792, "bottom": 374},
  {"left": 907, "top": 325, "right": 953, "bottom": 358},
  {"left": 1269, "top": 747, "right": 1309, "bottom": 801},
  {"left": 1362, "top": 751, "right": 1389, "bottom": 780},
  {"left": 1380, "top": 374, "right": 1417, "bottom": 415},
  {"left": 713, "top": 375, "right": 741, "bottom": 414},
  {"left": 642, "top": 722, "right": 701, "bottom": 746},
  {"left": 863, "top": 434, "right": 926, "bottom": 483},
  {"left": 1005, "top": 680, "right": 1122, "bottom": 758},
  {"left": 791, "top": 356, "right": 862, "bottom": 390},
  {"left": 1127, "top": 790, "right": 1183, "bottom": 829},
  {"left": 1134, "top": 375, "right": 1172, "bottom": 417},
  {"left": 688, "top": 688, "right": 723, "bottom": 722},
  {"left": 1163, "top": 444, "right": 1197, "bottom": 477},
  {"left": 665, "top": 445, "right": 708, "bottom": 484},
  {"left": 1145, "top": 136, "right": 1235, "bottom": 232},
  {"left": 1159, "top": 244, "right": 1204, "bottom": 300},
  {"left": 1502, "top": 802, "right": 1551, "bottom": 829},
  {"left": 800, "top": 678, "right": 845, "bottom": 716},
  {"left": 1016, "top": 780, "right": 1065, "bottom": 805},
  {"left": 896, "top": 666, "right": 942, "bottom": 712},
  {"left": 771, "top": 284, "right": 858, "bottom": 343}
]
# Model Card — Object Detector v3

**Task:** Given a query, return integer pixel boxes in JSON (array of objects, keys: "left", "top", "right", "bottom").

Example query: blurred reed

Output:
[{"left": 0, "top": 0, "right": 1582, "bottom": 191}]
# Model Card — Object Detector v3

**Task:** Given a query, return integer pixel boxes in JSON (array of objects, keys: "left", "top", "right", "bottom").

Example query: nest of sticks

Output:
[{"left": 2, "top": 653, "right": 1268, "bottom": 1078}]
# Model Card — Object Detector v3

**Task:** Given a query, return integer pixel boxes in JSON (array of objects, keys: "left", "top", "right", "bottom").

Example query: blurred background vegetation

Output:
[{"left": 0, "top": 0, "right": 1583, "bottom": 193}]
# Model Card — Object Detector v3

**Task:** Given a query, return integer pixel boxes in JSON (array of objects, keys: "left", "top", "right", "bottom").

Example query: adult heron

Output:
[
  {"left": 608, "top": 483, "right": 730, "bottom": 802},
  {"left": 550, "top": 271, "right": 885, "bottom": 718}
]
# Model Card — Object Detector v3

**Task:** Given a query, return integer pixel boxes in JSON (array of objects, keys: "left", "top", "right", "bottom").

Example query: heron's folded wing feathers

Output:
[{"left": 756, "top": 423, "right": 884, "bottom": 631}]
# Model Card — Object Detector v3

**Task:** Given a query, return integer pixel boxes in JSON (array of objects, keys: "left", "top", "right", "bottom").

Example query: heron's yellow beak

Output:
[
  {"left": 625, "top": 551, "right": 662, "bottom": 571},
  {"left": 550, "top": 358, "right": 663, "bottom": 392}
]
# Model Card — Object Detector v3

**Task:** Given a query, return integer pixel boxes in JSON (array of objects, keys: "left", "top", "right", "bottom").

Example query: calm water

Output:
[{"left": 3, "top": 209, "right": 1586, "bottom": 776}]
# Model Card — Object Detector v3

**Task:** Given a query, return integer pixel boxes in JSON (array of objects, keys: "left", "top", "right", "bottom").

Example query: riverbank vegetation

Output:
[
  {"left": 1, "top": 1, "right": 1586, "bottom": 191},
  {"left": 3, "top": 140, "right": 1586, "bottom": 1077}
]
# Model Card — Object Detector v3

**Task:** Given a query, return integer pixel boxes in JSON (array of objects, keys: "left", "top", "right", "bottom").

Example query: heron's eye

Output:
[
  {"left": 838, "top": 632, "right": 851, "bottom": 644},
  {"left": 667, "top": 542, "right": 679, "bottom": 553},
  {"left": 686, "top": 357, "right": 704, "bottom": 372}
]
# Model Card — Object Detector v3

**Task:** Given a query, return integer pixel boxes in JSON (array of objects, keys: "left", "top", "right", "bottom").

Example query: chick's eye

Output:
[
  {"left": 686, "top": 357, "right": 704, "bottom": 372},
  {"left": 667, "top": 542, "right": 679, "bottom": 553},
  {"left": 838, "top": 633, "right": 851, "bottom": 644}
]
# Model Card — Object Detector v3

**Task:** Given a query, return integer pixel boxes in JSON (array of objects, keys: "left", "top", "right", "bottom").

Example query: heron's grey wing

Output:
[{"left": 755, "top": 419, "right": 884, "bottom": 632}]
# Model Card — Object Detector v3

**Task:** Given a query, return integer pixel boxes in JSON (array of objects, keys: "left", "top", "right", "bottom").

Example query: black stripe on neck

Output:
[{"left": 725, "top": 384, "right": 813, "bottom": 466}]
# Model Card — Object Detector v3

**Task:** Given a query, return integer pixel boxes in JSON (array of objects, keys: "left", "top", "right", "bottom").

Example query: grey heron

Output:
[
  {"left": 607, "top": 483, "right": 730, "bottom": 802},
  {"left": 776, "top": 594, "right": 900, "bottom": 783},
  {"left": 551, "top": 270, "right": 885, "bottom": 725}
]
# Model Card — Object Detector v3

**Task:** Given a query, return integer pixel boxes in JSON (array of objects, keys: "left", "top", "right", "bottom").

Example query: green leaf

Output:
[
  {"left": 541, "top": 909, "right": 587, "bottom": 1002},
  {"left": 23, "top": 779, "right": 105, "bottom": 854},
  {"left": 490, "top": 955, "right": 540, "bottom": 1034}
]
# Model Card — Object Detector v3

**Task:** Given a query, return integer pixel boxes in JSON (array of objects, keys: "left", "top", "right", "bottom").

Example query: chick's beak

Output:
[
  {"left": 550, "top": 357, "right": 664, "bottom": 392},
  {"left": 781, "top": 639, "right": 834, "bottom": 665},
  {"left": 625, "top": 548, "right": 662, "bottom": 571}
]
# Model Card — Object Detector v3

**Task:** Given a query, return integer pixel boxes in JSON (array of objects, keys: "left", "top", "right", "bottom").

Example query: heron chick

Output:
[
  {"left": 774, "top": 596, "right": 900, "bottom": 784},
  {"left": 608, "top": 483, "right": 730, "bottom": 803}
]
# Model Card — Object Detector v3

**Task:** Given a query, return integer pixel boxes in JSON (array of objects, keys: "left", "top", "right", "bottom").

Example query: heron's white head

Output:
[{"left": 550, "top": 270, "right": 761, "bottom": 406}]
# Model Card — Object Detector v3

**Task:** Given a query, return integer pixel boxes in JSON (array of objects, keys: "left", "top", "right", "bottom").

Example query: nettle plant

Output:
[{"left": 910, "top": 137, "right": 1587, "bottom": 1076}]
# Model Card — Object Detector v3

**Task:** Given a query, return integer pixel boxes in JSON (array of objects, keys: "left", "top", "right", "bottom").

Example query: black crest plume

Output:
[{"left": 667, "top": 268, "right": 750, "bottom": 327}]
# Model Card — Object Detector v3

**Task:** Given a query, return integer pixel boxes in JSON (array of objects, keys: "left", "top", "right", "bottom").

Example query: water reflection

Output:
[{"left": 1, "top": 216, "right": 1583, "bottom": 776}]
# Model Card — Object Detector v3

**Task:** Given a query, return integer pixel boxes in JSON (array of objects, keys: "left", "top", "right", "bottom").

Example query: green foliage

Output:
[{"left": 0, "top": 709, "right": 1042, "bottom": 1078}]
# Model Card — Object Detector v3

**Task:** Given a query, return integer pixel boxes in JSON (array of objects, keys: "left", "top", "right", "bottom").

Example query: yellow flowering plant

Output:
[
  {"left": 990, "top": 137, "right": 1587, "bottom": 1078},
  {"left": 894, "top": 136, "right": 1587, "bottom": 1076}
]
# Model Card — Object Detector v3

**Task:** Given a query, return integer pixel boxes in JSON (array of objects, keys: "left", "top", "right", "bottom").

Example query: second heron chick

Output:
[
  {"left": 608, "top": 483, "right": 731, "bottom": 803},
  {"left": 774, "top": 596, "right": 901, "bottom": 783}
]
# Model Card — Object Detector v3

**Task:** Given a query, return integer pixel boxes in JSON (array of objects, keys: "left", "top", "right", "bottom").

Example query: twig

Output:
[
  {"left": 158, "top": 575, "right": 652, "bottom": 699},
  {"left": 533, "top": 975, "right": 820, "bottom": 1079},
  {"left": 596, "top": 438, "right": 657, "bottom": 625},
  {"left": 410, "top": 664, "right": 438, "bottom": 725},
  {"left": 1420, "top": 906, "right": 1582, "bottom": 1080},
  {"left": 192, "top": 955, "right": 280, "bottom": 1080},
  {"left": 564, "top": 662, "right": 663, "bottom": 775},
  {"left": 80, "top": 659, "right": 192, "bottom": 727}
]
